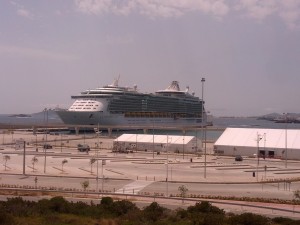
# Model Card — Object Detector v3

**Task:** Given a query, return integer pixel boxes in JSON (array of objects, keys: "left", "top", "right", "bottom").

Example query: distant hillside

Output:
[
  {"left": 258, "top": 113, "right": 300, "bottom": 123},
  {"left": 0, "top": 109, "right": 63, "bottom": 125}
]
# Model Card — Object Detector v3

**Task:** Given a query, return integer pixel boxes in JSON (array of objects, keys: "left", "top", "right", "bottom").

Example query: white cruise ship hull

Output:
[{"left": 56, "top": 110, "right": 203, "bottom": 127}]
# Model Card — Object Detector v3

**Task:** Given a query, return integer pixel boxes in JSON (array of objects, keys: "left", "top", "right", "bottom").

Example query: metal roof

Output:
[
  {"left": 215, "top": 128, "right": 300, "bottom": 149},
  {"left": 115, "top": 134, "right": 195, "bottom": 144}
]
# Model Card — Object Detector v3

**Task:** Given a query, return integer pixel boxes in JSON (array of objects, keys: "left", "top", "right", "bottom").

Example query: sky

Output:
[{"left": 0, "top": 0, "right": 300, "bottom": 117}]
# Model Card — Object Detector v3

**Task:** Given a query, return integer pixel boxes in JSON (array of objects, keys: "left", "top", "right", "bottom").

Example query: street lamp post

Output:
[
  {"left": 102, "top": 159, "right": 106, "bottom": 195},
  {"left": 256, "top": 133, "right": 262, "bottom": 181},
  {"left": 152, "top": 124, "right": 155, "bottom": 159},
  {"left": 43, "top": 108, "right": 48, "bottom": 173},
  {"left": 60, "top": 134, "right": 62, "bottom": 152},
  {"left": 201, "top": 77, "right": 206, "bottom": 178},
  {"left": 165, "top": 135, "right": 171, "bottom": 197},
  {"left": 182, "top": 135, "right": 185, "bottom": 159},
  {"left": 284, "top": 113, "right": 288, "bottom": 168},
  {"left": 35, "top": 134, "right": 38, "bottom": 151}
]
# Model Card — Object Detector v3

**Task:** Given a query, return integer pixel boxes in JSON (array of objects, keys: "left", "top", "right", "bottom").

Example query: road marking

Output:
[{"left": 115, "top": 180, "right": 153, "bottom": 194}]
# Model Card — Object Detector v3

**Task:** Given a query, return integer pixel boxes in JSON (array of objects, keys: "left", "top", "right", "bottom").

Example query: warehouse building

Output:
[
  {"left": 214, "top": 128, "right": 300, "bottom": 160},
  {"left": 113, "top": 134, "right": 201, "bottom": 153}
]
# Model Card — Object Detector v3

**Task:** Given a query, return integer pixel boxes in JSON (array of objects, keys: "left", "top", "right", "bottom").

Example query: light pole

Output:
[
  {"left": 201, "top": 77, "right": 206, "bottom": 178},
  {"left": 102, "top": 159, "right": 106, "bottom": 195},
  {"left": 256, "top": 133, "right": 262, "bottom": 181},
  {"left": 60, "top": 134, "right": 62, "bottom": 152},
  {"left": 136, "top": 133, "right": 138, "bottom": 152},
  {"left": 165, "top": 135, "right": 171, "bottom": 197},
  {"left": 182, "top": 134, "right": 185, "bottom": 159},
  {"left": 152, "top": 124, "right": 155, "bottom": 159},
  {"left": 43, "top": 108, "right": 48, "bottom": 173},
  {"left": 35, "top": 134, "right": 38, "bottom": 151},
  {"left": 284, "top": 113, "right": 288, "bottom": 168}
]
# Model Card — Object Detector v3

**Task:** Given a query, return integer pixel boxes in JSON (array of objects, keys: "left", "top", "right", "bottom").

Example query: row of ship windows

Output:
[
  {"left": 71, "top": 107, "right": 97, "bottom": 110},
  {"left": 74, "top": 104, "right": 99, "bottom": 106},
  {"left": 76, "top": 101, "right": 97, "bottom": 103}
]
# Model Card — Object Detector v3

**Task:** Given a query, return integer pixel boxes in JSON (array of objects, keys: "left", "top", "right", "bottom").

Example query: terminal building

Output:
[
  {"left": 113, "top": 134, "right": 201, "bottom": 153},
  {"left": 214, "top": 128, "right": 300, "bottom": 160}
]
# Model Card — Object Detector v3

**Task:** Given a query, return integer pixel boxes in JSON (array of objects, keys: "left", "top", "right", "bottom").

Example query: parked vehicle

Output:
[
  {"left": 235, "top": 155, "right": 243, "bottom": 161},
  {"left": 43, "top": 144, "right": 53, "bottom": 149},
  {"left": 77, "top": 144, "right": 90, "bottom": 152}
]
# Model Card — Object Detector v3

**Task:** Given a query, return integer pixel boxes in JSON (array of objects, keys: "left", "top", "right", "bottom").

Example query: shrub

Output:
[
  {"left": 101, "top": 197, "right": 113, "bottom": 206},
  {"left": 272, "top": 217, "right": 300, "bottom": 225},
  {"left": 48, "top": 196, "right": 70, "bottom": 213},
  {"left": 228, "top": 212, "right": 270, "bottom": 225},
  {"left": 0, "top": 206, "right": 15, "bottom": 225},
  {"left": 187, "top": 201, "right": 224, "bottom": 215},
  {"left": 142, "top": 202, "right": 167, "bottom": 222},
  {"left": 112, "top": 200, "right": 139, "bottom": 216}
]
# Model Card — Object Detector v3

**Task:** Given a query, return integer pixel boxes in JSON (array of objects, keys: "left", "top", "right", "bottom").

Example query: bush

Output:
[
  {"left": 48, "top": 196, "right": 70, "bottom": 213},
  {"left": 112, "top": 200, "right": 139, "bottom": 216},
  {"left": 0, "top": 206, "right": 15, "bottom": 225},
  {"left": 272, "top": 217, "right": 300, "bottom": 225},
  {"left": 187, "top": 201, "right": 224, "bottom": 215},
  {"left": 101, "top": 197, "right": 114, "bottom": 206},
  {"left": 4, "top": 197, "right": 34, "bottom": 217},
  {"left": 228, "top": 213, "right": 270, "bottom": 225},
  {"left": 142, "top": 202, "right": 167, "bottom": 222}
]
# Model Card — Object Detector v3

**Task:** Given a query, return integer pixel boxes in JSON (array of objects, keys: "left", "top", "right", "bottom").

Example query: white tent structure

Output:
[
  {"left": 113, "top": 134, "right": 201, "bottom": 153},
  {"left": 214, "top": 128, "right": 300, "bottom": 159}
]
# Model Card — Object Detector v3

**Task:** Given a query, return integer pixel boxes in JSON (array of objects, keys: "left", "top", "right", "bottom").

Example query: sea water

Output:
[{"left": 1, "top": 112, "right": 300, "bottom": 142}]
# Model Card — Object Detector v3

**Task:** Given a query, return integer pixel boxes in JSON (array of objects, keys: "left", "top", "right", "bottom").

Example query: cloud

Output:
[
  {"left": 17, "top": 8, "right": 33, "bottom": 19},
  {"left": 75, "top": 0, "right": 230, "bottom": 19},
  {"left": 235, "top": 0, "right": 278, "bottom": 21},
  {"left": 235, "top": 0, "right": 300, "bottom": 29},
  {"left": 279, "top": 0, "right": 300, "bottom": 29},
  {"left": 10, "top": 1, "right": 34, "bottom": 19},
  {"left": 74, "top": 0, "right": 300, "bottom": 29},
  {"left": 0, "top": 45, "right": 79, "bottom": 62}
]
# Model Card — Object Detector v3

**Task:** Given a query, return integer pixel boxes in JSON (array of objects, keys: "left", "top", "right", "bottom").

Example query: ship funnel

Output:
[
  {"left": 167, "top": 81, "right": 180, "bottom": 91},
  {"left": 185, "top": 86, "right": 189, "bottom": 93},
  {"left": 110, "top": 75, "right": 120, "bottom": 87}
]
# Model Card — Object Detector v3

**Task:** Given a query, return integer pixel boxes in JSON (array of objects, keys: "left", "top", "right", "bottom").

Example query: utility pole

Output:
[{"left": 201, "top": 77, "right": 206, "bottom": 178}]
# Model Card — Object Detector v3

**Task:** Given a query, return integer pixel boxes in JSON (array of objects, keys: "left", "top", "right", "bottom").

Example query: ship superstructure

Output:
[{"left": 56, "top": 78, "right": 207, "bottom": 127}]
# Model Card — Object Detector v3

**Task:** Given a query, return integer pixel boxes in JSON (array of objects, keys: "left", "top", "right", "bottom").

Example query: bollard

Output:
[{"left": 146, "top": 176, "right": 147, "bottom": 181}]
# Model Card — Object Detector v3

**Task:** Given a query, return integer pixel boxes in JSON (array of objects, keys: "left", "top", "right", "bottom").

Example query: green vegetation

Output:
[
  {"left": 0, "top": 196, "right": 298, "bottom": 225},
  {"left": 31, "top": 156, "right": 38, "bottom": 172},
  {"left": 3, "top": 155, "right": 10, "bottom": 171}
]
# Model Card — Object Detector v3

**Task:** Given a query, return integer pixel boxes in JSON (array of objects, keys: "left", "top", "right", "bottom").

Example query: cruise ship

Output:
[{"left": 56, "top": 78, "right": 207, "bottom": 128}]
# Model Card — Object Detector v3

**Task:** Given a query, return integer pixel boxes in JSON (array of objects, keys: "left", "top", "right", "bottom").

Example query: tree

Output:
[
  {"left": 61, "top": 159, "right": 68, "bottom": 172},
  {"left": 178, "top": 185, "right": 188, "bottom": 203},
  {"left": 81, "top": 180, "right": 89, "bottom": 195},
  {"left": 90, "top": 157, "right": 96, "bottom": 174},
  {"left": 229, "top": 212, "right": 269, "bottom": 225},
  {"left": 31, "top": 156, "right": 38, "bottom": 172},
  {"left": 187, "top": 201, "right": 225, "bottom": 225},
  {"left": 294, "top": 190, "right": 300, "bottom": 201},
  {"left": 142, "top": 202, "right": 166, "bottom": 222},
  {"left": 3, "top": 155, "right": 10, "bottom": 171}
]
